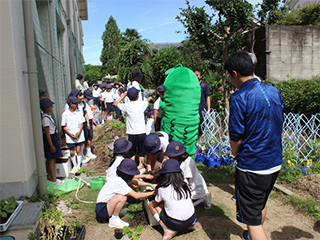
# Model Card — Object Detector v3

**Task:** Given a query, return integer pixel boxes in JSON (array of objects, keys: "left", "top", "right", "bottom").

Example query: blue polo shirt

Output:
[
  {"left": 199, "top": 80, "right": 210, "bottom": 114},
  {"left": 229, "top": 79, "right": 283, "bottom": 171}
]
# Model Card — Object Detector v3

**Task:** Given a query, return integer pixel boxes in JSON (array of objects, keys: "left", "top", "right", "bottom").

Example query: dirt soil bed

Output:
[{"left": 67, "top": 121, "right": 320, "bottom": 239}]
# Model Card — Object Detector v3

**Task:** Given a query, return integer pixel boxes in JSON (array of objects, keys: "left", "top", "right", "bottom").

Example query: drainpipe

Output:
[
  {"left": 66, "top": 0, "right": 75, "bottom": 88},
  {"left": 23, "top": 0, "right": 47, "bottom": 194}
]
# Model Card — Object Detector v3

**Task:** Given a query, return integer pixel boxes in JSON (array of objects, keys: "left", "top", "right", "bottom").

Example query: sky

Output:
[{"left": 82, "top": 0, "right": 263, "bottom": 65}]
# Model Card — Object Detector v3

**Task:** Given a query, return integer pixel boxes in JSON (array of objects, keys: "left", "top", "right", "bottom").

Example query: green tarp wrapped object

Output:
[
  {"left": 160, "top": 64, "right": 200, "bottom": 157},
  {"left": 46, "top": 178, "right": 84, "bottom": 196}
]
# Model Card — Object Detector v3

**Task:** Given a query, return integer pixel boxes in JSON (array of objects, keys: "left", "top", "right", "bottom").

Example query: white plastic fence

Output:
[{"left": 200, "top": 110, "right": 320, "bottom": 165}]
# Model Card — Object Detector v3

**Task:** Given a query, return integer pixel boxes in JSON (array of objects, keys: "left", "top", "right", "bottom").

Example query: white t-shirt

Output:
[
  {"left": 146, "top": 118, "right": 155, "bottom": 135},
  {"left": 118, "top": 100, "right": 148, "bottom": 134},
  {"left": 96, "top": 175, "right": 132, "bottom": 203},
  {"left": 85, "top": 102, "right": 93, "bottom": 120},
  {"left": 61, "top": 109, "right": 85, "bottom": 144},
  {"left": 106, "top": 155, "right": 124, "bottom": 181},
  {"left": 180, "top": 157, "right": 208, "bottom": 199},
  {"left": 155, "top": 184, "right": 195, "bottom": 221},
  {"left": 75, "top": 79, "right": 84, "bottom": 91},
  {"left": 113, "top": 92, "right": 121, "bottom": 102},
  {"left": 100, "top": 90, "right": 114, "bottom": 103},
  {"left": 92, "top": 88, "right": 102, "bottom": 97},
  {"left": 158, "top": 131, "right": 169, "bottom": 152},
  {"left": 154, "top": 97, "right": 163, "bottom": 118},
  {"left": 83, "top": 81, "right": 89, "bottom": 90},
  {"left": 41, "top": 113, "right": 56, "bottom": 135}
]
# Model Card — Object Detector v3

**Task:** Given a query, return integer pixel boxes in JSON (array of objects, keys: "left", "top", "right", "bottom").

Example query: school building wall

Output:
[{"left": 0, "top": 0, "right": 87, "bottom": 200}]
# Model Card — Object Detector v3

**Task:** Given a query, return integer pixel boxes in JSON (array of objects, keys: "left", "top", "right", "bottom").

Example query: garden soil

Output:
[{"left": 68, "top": 120, "right": 320, "bottom": 239}]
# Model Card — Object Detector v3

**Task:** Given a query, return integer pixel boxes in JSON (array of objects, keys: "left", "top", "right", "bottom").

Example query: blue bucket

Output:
[{"left": 208, "top": 157, "right": 221, "bottom": 168}]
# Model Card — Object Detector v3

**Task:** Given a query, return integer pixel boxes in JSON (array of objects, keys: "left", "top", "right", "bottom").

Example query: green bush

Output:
[{"left": 274, "top": 77, "right": 320, "bottom": 117}]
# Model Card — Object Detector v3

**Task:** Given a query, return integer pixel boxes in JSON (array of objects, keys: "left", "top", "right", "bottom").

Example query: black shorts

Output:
[
  {"left": 114, "top": 106, "right": 121, "bottom": 118},
  {"left": 235, "top": 169, "right": 279, "bottom": 226},
  {"left": 127, "top": 134, "right": 146, "bottom": 157},
  {"left": 160, "top": 209, "right": 196, "bottom": 231},
  {"left": 95, "top": 202, "right": 110, "bottom": 221},
  {"left": 83, "top": 120, "right": 93, "bottom": 141}
]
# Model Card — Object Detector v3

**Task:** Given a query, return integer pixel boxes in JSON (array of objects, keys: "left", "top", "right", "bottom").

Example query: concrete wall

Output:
[
  {"left": 266, "top": 26, "right": 320, "bottom": 82},
  {"left": 0, "top": 0, "right": 38, "bottom": 199}
]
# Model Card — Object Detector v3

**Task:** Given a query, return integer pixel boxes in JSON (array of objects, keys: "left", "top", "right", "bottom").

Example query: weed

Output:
[
  {"left": 122, "top": 225, "right": 143, "bottom": 240},
  {"left": 111, "top": 122, "right": 126, "bottom": 131},
  {"left": 285, "top": 195, "right": 320, "bottom": 221}
]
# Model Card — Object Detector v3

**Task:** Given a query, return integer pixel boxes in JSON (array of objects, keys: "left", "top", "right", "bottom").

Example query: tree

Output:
[
  {"left": 122, "top": 28, "right": 142, "bottom": 43},
  {"left": 100, "top": 16, "right": 122, "bottom": 74},
  {"left": 84, "top": 64, "right": 103, "bottom": 85},
  {"left": 177, "top": 0, "right": 254, "bottom": 112},
  {"left": 115, "top": 39, "right": 153, "bottom": 86},
  {"left": 257, "top": 0, "right": 289, "bottom": 25}
]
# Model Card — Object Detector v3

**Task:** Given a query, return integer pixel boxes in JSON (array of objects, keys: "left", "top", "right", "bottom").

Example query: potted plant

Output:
[{"left": 0, "top": 196, "right": 23, "bottom": 232}]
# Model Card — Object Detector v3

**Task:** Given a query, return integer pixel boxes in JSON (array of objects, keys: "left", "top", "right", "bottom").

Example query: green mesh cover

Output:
[{"left": 160, "top": 64, "right": 200, "bottom": 156}]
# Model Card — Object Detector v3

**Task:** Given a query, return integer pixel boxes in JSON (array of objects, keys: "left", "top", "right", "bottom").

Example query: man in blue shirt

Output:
[
  {"left": 194, "top": 68, "right": 211, "bottom": 144},
  {"left": 224, "top": 51, "right": 283, "bottom": 240}
]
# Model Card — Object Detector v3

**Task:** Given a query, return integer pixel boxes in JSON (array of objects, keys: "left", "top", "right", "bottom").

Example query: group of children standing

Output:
[{"left": 39, "top": 86, "right": 97, "bottom": 185}]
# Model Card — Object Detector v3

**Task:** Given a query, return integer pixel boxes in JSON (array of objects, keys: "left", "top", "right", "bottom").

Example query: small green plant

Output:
[
  {"left": 68, "top": 216, "right": 81, "bottom": 238},
  {"left": 86, "top": 169, "right": 94, "bottom": 177},
  {"left": 77, "top": 167, "right": 86, "bottom": 174},
  {"left": 27, "top": 232, "right": 37, "bottom": 240},
  {"left": 0, "top": 196, "right": 18, "bottom": 221},
  {"left": 111, "top": 122, "right": 126, "bottom": 131},
  {"left": 37, "top": 208, "right": 66, "bottom": 240},
  {"left": 122, "top": 225, "right": 143, "bottom": 240}
]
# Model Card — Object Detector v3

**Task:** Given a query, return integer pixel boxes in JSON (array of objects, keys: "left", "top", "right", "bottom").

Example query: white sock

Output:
[
  {"left": 77, "top": 155, "right": 82, "bottom": 168},
  {"left": 111, "top": 215, "right": 119, "bottom": 220},
  {"left": 153, "top": 213, "right": 160, "bottom": 222},
  {"left": 71, "top": 156, "right": 77, "bottom": 168},
  {"left": 81, "top": 145, "right": 85, "bottom": 156},
  {"left": 86, "top": 147, "right": 92, "bottom": 155}
]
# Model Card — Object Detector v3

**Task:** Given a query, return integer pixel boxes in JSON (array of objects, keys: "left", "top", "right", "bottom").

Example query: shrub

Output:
[{"left": 274, "top": 77, "right": 320, "bottom": 117}]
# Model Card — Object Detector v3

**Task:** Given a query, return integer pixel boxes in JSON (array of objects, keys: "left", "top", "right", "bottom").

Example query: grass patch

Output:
[
  {"left": 285, "top": 195, "right": 320, "bottom": 221},
  {"left": 197, "top": 163, "right": 234, "bottom": 184}
]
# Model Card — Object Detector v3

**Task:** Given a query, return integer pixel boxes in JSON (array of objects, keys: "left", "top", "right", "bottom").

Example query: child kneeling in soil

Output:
[
  {"left": 149, "top": 159, "right": 197, "bottom": 240},
  {"left": 164, "top": 141, "right": 212, "bottom": 210},
  {"left": 106, "top": 138, "right": 154, "bottom": 182},
  {"left": 96, "top": 158, "right": 155, "bottom": 229}
]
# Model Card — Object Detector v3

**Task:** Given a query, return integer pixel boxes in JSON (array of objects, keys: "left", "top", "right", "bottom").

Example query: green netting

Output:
[
  {"left": 31, "top": 0, "right": 84, "bottom": 128},
  {"left": 160, "top": 64, "right": 200, "bottom": 156}
]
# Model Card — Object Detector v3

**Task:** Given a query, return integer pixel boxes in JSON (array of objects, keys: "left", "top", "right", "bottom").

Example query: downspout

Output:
[
  {"left": 22, "top": 0, "right": 47, "bottom": 194},
  {"left": 66, "top": 1, "right": 75, "bottom": 87}
]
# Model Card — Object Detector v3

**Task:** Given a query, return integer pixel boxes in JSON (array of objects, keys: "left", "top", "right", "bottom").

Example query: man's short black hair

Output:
[
  {"left": 76, "top": 74, "right": 83, "bottom": 80},
  {"left": 224, "top": 51, "right": 254, "bottom": 77},
  {"left": 194, "top": 68, "right": 203, "bottom": 76}
]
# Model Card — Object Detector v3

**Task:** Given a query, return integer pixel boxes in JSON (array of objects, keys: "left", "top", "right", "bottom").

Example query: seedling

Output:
[{"left": 122, "top": 225, "right": 143, "bottom": 240}]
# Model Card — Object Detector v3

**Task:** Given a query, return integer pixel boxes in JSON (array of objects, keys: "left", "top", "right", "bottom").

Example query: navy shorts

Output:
[
  {"left": 235, "top": 169, "right": 279, "bottom": 226},
  {"left": 67, "top": 141, "right": 85, "bottom": 148},
  {"left": 95, "top": 202, "right": 110, "bottom": 221},
  {"left": 160, "top": 209, "right": 196, "bottom": 231},
  {"left": 83, "top": 120, "right": 93, "bottom": 141},
  {"left": 114, "top": 106, "right": 121, "bottom": 118},
  {"left": 93, "top": 97, "right": 100, "bottom": 107},
  {"left": 127, "top": 134, "right": 146, "bottom": 157},
  {"left": 106, "top": 102, "right": 114, "bottom": 113},
  {"left": 43, "top": 133, "right": 63, "bottom": 159}
]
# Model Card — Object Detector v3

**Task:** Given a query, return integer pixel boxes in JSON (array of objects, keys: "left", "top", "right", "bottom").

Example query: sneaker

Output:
[
  {"left": 53, "top": 179, "right": 64, "bottom": 186},
  {"left": 231, "top": 195, "right": 236, "bottom": 201},
  {"left": 242, "top": 230, "right": 250, "bottom": 240},
  {"left": 204, "top": 192, "right": 212, "bottom": 210},
  {"left": 82, "top": 156, "right": 91, "bottom": 164},
  {"left": 86, "top": 153, "right": 97, "bottom": 159},
  {"left": 108, "top": 217, "right": 129, "bottom": 228},
  {"left": 70, "top": 167, "right": 78, "bottom": 174}
]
